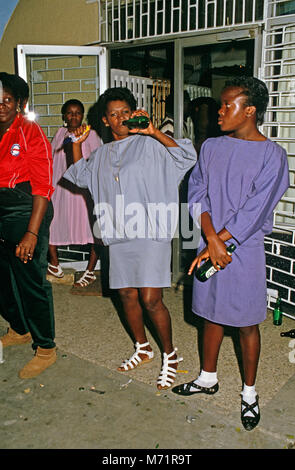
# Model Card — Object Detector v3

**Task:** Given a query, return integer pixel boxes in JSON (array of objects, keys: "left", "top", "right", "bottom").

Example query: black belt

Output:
[
  {"left": 15, "top": 181, "right": 32, "bottom": 194},
  {"left": 0, "top": 181, "right": 32, "bottom": 194}
]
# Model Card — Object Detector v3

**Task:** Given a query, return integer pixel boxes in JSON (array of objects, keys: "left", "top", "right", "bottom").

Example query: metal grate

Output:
[
  {"left": 261, "top": 6, "right": 295, "bottom": 315},
  {"left": 111, "top": 68, "right": 153, "bottom": 111},
  {"left": 98, "top": 0, "right": 265, "bottom": 43}
]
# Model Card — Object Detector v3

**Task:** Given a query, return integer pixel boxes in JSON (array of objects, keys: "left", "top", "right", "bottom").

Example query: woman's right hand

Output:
[
  {"left": 15, "top": 232, "right": 38, "bottom": 264},
  {"left": 72, "top": 124, "right": 91, "bottom": 145}
]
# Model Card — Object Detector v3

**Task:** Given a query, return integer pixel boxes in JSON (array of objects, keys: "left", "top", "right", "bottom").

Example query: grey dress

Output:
[{"left": 64, "top": 134, "right": 197, "bottom": 288}]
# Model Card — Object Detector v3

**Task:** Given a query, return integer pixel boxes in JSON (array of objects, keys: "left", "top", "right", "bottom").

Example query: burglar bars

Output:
[{"left": 98, "top": 0, "right": 264, "bottom": 43}]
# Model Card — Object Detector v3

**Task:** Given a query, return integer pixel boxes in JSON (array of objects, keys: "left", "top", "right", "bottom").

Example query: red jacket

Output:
[{"left": 0, "top": 114, "right": 54, "bottom": 200}]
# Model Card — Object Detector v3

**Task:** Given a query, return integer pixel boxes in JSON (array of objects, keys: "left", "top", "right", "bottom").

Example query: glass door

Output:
[{"left": 172, "top": 29, "right": 261, "bottom": 284}]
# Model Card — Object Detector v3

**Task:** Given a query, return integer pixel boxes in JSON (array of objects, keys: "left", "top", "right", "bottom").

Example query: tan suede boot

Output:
[
  {"left": 0, "top": 328, "right": 32, "bottom": 347},
  {"left": 18, "top": 346, "right": 57, "bottom": 379}
]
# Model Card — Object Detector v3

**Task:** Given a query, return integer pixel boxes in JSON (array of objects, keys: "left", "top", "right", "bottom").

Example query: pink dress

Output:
[{"left": 49, "top": 127, "right": 101, "bottom": 245}]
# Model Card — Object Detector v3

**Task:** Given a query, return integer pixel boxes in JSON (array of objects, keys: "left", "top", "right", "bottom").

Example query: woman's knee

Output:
[
  {"left": 118, "top": 288, "right": 138, "bottom": 305},
  {"left": 239, "top": 324, "right": 260, "bottom": 338},
  {"left": 140, "top": 289, "right": 164, "bottom": 313}
]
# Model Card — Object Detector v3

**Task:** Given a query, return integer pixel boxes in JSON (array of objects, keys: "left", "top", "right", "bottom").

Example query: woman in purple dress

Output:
[{"left": 172, "top": 77, "right": 289, "bottom": 431}]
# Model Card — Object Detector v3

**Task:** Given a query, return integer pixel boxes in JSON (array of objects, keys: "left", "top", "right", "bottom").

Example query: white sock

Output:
[
  {"left": 241, "top": 384, "right": 259, "bottom": 417},
  {"left": 192, "top": 370, "right": 218, "bottom": 388}
]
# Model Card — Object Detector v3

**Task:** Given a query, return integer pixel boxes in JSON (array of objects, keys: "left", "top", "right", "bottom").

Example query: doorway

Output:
[
  {"left": 174, "top": 37, "right": 256, "bottom": 282},
  {"left": 16, "top": 45, "right": 107, "bottom": 268}
]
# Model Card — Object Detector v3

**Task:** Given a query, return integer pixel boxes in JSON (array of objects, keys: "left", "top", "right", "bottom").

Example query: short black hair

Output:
[
  {"left": 223, "top": 76, "right": 269, "bottom": 125},
  {"left": 61, "top": 99, "right": 84, "bottom": 116},
  {"left": 164, "top": 90, "right": 191, "bottom": 116},
  {"left": 97, "top": 87, "right": 137, "bottom": 117},
  {"left": 91, "top": 87, "right": 137, "bottom": 143},
  {"left": 0, "top": 72, "right": 29, "bottom": 108}
]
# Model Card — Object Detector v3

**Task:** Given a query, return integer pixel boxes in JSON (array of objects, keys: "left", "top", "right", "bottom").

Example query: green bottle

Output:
[
  {"left": 123, "top": 115, "right": 150, "bottom": 129},
  {"left": 273, "top": 297, "right": 283, "bottom": 326},
  {"left": 195, "top": 243, "right": 236, "bottom": 282}
]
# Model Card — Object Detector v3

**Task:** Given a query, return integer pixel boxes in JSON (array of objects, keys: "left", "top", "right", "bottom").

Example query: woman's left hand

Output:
[
  {"left": 188, "top": 247, "right": 209, "bottom": 275},
  {"left": 15, "top": 232, "right": 38, "bottom": 263}
]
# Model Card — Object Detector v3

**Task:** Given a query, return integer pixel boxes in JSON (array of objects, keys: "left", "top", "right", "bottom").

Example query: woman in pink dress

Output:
[{"left": 47, "top": 99, "right": 102, "bottom": 286}]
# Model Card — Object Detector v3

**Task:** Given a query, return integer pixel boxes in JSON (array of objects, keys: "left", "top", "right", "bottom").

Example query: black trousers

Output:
[{"left": 0, "top": 185, "right": 55, "bottom": 350}]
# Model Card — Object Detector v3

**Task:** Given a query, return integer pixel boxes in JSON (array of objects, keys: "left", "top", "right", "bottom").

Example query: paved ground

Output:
[{"left": 0, "top": 270, "right": 295, "bottom": 458}]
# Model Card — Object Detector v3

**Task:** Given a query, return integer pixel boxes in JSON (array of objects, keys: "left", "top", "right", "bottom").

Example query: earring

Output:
[
  {"left": 63, "top": 121, "right": 68, "bottom": 127},
  {"left": 16, "top": 104, "right": 21, "bottom": 113}
]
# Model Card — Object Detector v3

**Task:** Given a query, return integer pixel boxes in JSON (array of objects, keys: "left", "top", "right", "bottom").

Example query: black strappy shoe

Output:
[
  {"left": 241, "top": 395, "right": 260, "bottom": 431},
  {"left": 172, "top": 380, "right": 219, "bottom": 396}
]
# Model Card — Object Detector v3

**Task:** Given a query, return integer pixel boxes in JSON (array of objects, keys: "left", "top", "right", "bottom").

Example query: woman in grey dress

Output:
[
  {"left": 64, "top": 87, "right": 197, "bottom": 389},
  {"left": 172, "top": 77, "right": 289, "bottom": 430}
]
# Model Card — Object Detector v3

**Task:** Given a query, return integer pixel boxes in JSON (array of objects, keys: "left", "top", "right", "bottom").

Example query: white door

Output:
[
  {"left": 16, "top": 45, "right": 108, "bottom": 268},
  {"left": 17, "top": 44, "right": 108, "bottom": 140}
]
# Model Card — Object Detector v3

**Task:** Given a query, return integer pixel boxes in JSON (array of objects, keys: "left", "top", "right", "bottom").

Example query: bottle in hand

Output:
[
  {"left": 123, "top": 116, "right": 149, "bottom": 129},
  {"left": 194, "top": 243, "right": 236, "bottom": 282}
]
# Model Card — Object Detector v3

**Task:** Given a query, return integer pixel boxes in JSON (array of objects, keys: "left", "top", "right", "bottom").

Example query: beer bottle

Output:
[
  {"left": 280, "top": 329, "right": 295, "bottom": 338},
  {"left": 195, "top": 243, "right": 236, "bottom": 282},
  {"left": 273, "top": 297, "right": 283, "bottom": 326},
  {"left": 123, "top": 116, "right": 150, "bottom": 129}
]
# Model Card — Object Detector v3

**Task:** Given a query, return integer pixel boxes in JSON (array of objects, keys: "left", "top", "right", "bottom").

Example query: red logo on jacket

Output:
[{"left": 10, "top": 144, "right": 21, "bottom": 157}]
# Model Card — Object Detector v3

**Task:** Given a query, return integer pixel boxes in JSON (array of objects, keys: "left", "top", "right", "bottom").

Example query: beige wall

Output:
[
  {"left": 0, "top": 0, "right": 99, "bottom": 72},
  {"left": 27, "top": 54, "right": 99, "bottom": 138}
]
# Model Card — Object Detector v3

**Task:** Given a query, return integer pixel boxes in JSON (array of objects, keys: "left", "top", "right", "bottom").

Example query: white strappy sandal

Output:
[
  {"left": 118, "top": 341, "right": 154, "bottom": 371},
  {"left": 157, "top": 348, "right": 183, "bottom": 390},
  {"left": 47, "top": 263, "right": 64, "bottom": 278},
  {"left": 74, "top": 270, "right": 96, "bottom": 287}
]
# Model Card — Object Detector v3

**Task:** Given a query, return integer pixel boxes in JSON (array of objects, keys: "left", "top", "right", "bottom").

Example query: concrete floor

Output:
[{"left": 0, "top": 270, "right": 295, "bottom": 452}]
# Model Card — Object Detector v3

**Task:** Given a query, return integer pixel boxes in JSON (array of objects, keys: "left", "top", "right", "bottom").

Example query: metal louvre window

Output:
[
  {"left": 98, "top": 0, "right": 264, "bottom": 42},
  {"left": 261, "top": 4, "right": 295, "bottom": 315}
]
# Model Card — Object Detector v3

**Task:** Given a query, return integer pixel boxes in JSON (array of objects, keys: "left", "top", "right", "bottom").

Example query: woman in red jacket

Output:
[{"left": 0, "top": 72, "right": 56, "bottom": 379}]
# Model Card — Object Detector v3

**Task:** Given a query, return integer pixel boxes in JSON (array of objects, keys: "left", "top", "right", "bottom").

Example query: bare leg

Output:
[
  {"left": 239, "top": 324, "right": 261, "bottom": 386},
  {"left": 118, "top": 287, "right": 149, "bottom": 344},
  {"left": 202, "top": 319, "right": 224, "bottom": 372},
  {"left": 48, "top": 244, "right": 58, "bottom": 266},
  {"left": 117, "top": 287, "right": 152, "bottom": 371},
  {"left": 139, "top": 287, "right": 174, "bottom": 354},
  {"left": 73, "top": 245, "right": 99, "bottom": 287},
  {"left": 239, "top": 324, "right": 261, "bottom": 430},
  {"left": 171, "top": 319, "right": 222, "bottom": 395},
  {"left": 47, "top": 244, "right": 64, "bottom": 277},
  {"left": 140, "top": 288, "right": 180, "bottom": 390},
  {"left": 86, "top": 245, "right": 98, "bottom": 272}
]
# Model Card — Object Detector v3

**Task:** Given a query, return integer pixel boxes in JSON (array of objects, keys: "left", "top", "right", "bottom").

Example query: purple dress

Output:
[
  {"left": 49, "top": 127, "right": 101, "bottom": 245},
  {"left": 188, "top": 136, "right": 289, "bottom": 327}
]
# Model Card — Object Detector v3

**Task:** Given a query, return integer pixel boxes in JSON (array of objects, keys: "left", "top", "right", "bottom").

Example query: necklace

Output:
[{"left": 108, "top": 138, "right": 133, "bottom": 183}]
